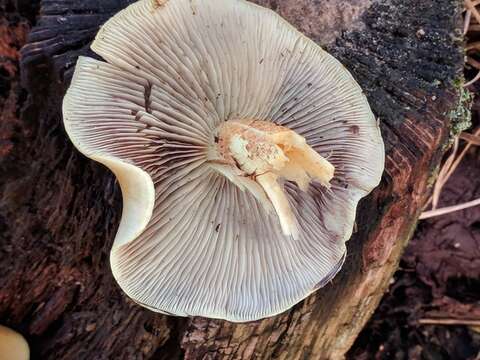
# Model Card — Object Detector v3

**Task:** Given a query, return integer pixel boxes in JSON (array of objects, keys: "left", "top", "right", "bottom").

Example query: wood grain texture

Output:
[{"left": 0, "top": 0, "right": 465, "bottom": 359}]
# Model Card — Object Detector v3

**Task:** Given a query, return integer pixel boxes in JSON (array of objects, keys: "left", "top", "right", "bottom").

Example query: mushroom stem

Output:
[
  {"left": 256, "top": 172, "right": 299, "bottom": 239},
  {"left": 212, "top": 119, "right": 335, "bottom": 238}
]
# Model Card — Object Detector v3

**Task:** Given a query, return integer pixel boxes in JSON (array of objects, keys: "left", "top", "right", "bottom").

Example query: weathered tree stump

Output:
[{"left": 0, "top": 0, "right": 467, "bottom": 359}]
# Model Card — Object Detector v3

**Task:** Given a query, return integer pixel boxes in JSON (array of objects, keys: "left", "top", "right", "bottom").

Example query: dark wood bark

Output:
[{"left": 0, "top": 0, "right": 467, "bottom": 359}]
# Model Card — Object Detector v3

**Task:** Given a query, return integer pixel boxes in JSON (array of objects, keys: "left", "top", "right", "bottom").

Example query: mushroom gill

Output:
[{"left": 62, "top": 0, "right": 385, "bottom": 322}]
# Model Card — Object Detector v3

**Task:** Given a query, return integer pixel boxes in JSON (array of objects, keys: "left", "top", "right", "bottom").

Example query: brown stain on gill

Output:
[
  {"left": 154, "top": 0, "right": 168, "bottom": 8},
  {"left": 349, "top": 125, "right": 360, "bottom": 135}
]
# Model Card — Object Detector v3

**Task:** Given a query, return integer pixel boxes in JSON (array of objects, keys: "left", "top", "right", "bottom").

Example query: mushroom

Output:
[
  {"left": 63, "top": 0, "right": 384, "bottom": 322},
  {"left": 0, "top": 325, "right": 29, "bottom": 360}
]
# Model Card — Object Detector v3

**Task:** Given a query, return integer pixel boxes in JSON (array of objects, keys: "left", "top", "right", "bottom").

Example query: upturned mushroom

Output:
[
  {"left": 0, "top": 325, "right": 29, "bottom": 360},
  {"left": 63, "top": 0, "right": 384, "bottom": 321}
]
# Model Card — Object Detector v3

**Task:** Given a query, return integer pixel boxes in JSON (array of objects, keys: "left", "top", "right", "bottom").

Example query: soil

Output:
[{"left": 349, "top": 104, "right": 480, "bottom": 359}]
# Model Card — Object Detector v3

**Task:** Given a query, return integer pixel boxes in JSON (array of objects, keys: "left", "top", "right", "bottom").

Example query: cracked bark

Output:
[{"left": 0, "top": 0, "right": 466, "bottom": 359}]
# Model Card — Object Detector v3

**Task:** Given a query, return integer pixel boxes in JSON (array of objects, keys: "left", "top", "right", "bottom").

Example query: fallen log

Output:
[{"left": 0, "top": 0, "right": 468, "bottom": 358}]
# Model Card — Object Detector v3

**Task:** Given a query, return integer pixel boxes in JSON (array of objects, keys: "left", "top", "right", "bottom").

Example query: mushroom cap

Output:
[
  {"left": 63, "top": 0, "right": 384, "bottom": 321},
  {"left": 0, "top": 325, "right": 29, "bottom": 360}
]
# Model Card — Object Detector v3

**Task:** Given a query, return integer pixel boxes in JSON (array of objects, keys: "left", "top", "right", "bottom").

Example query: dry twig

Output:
[
  {"left": 465, "top": 0, "right": 480, "bottom": 24},
  {"left": 464, "top": 1, "right": 480, "bottom": 86},
  {"left": 421, "top": 127, "right": 480, "bottom": 219},
  {"left": 420, "top": 198, "right": 480, "bottom": 219},
  {"left": 460, "top": 131, "right": 480, "bottom": 145},
  {"left": 419, "top": 318, "right": 480, "bottom": 326}
]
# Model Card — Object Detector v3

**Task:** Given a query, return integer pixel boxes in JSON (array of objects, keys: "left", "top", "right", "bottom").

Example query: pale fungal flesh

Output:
[
  {"left": 63, "top": 0, "right": 385, "bottom": 322},
  {"left": 211, "top": 119, "right": 335, "bottom": 239},
  {"left": 0, "top": 325, "right": 29, "bottom": 360}
]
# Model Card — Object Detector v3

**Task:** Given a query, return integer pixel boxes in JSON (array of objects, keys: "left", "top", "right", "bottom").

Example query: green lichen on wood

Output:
[
  {"left": 426, "top": 165, "right": 440, "bottom": 188},
  {"left": 424, "top": 77, "right": 472, "bottom": 193},
  {"left": 449, "top": 78, "right": 473, "bottom": 138}
]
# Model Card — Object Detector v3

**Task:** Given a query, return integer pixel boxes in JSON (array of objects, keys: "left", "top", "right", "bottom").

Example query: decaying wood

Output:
[{"left": 0, "top": 0, "right": 466, "bottom": 359}]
